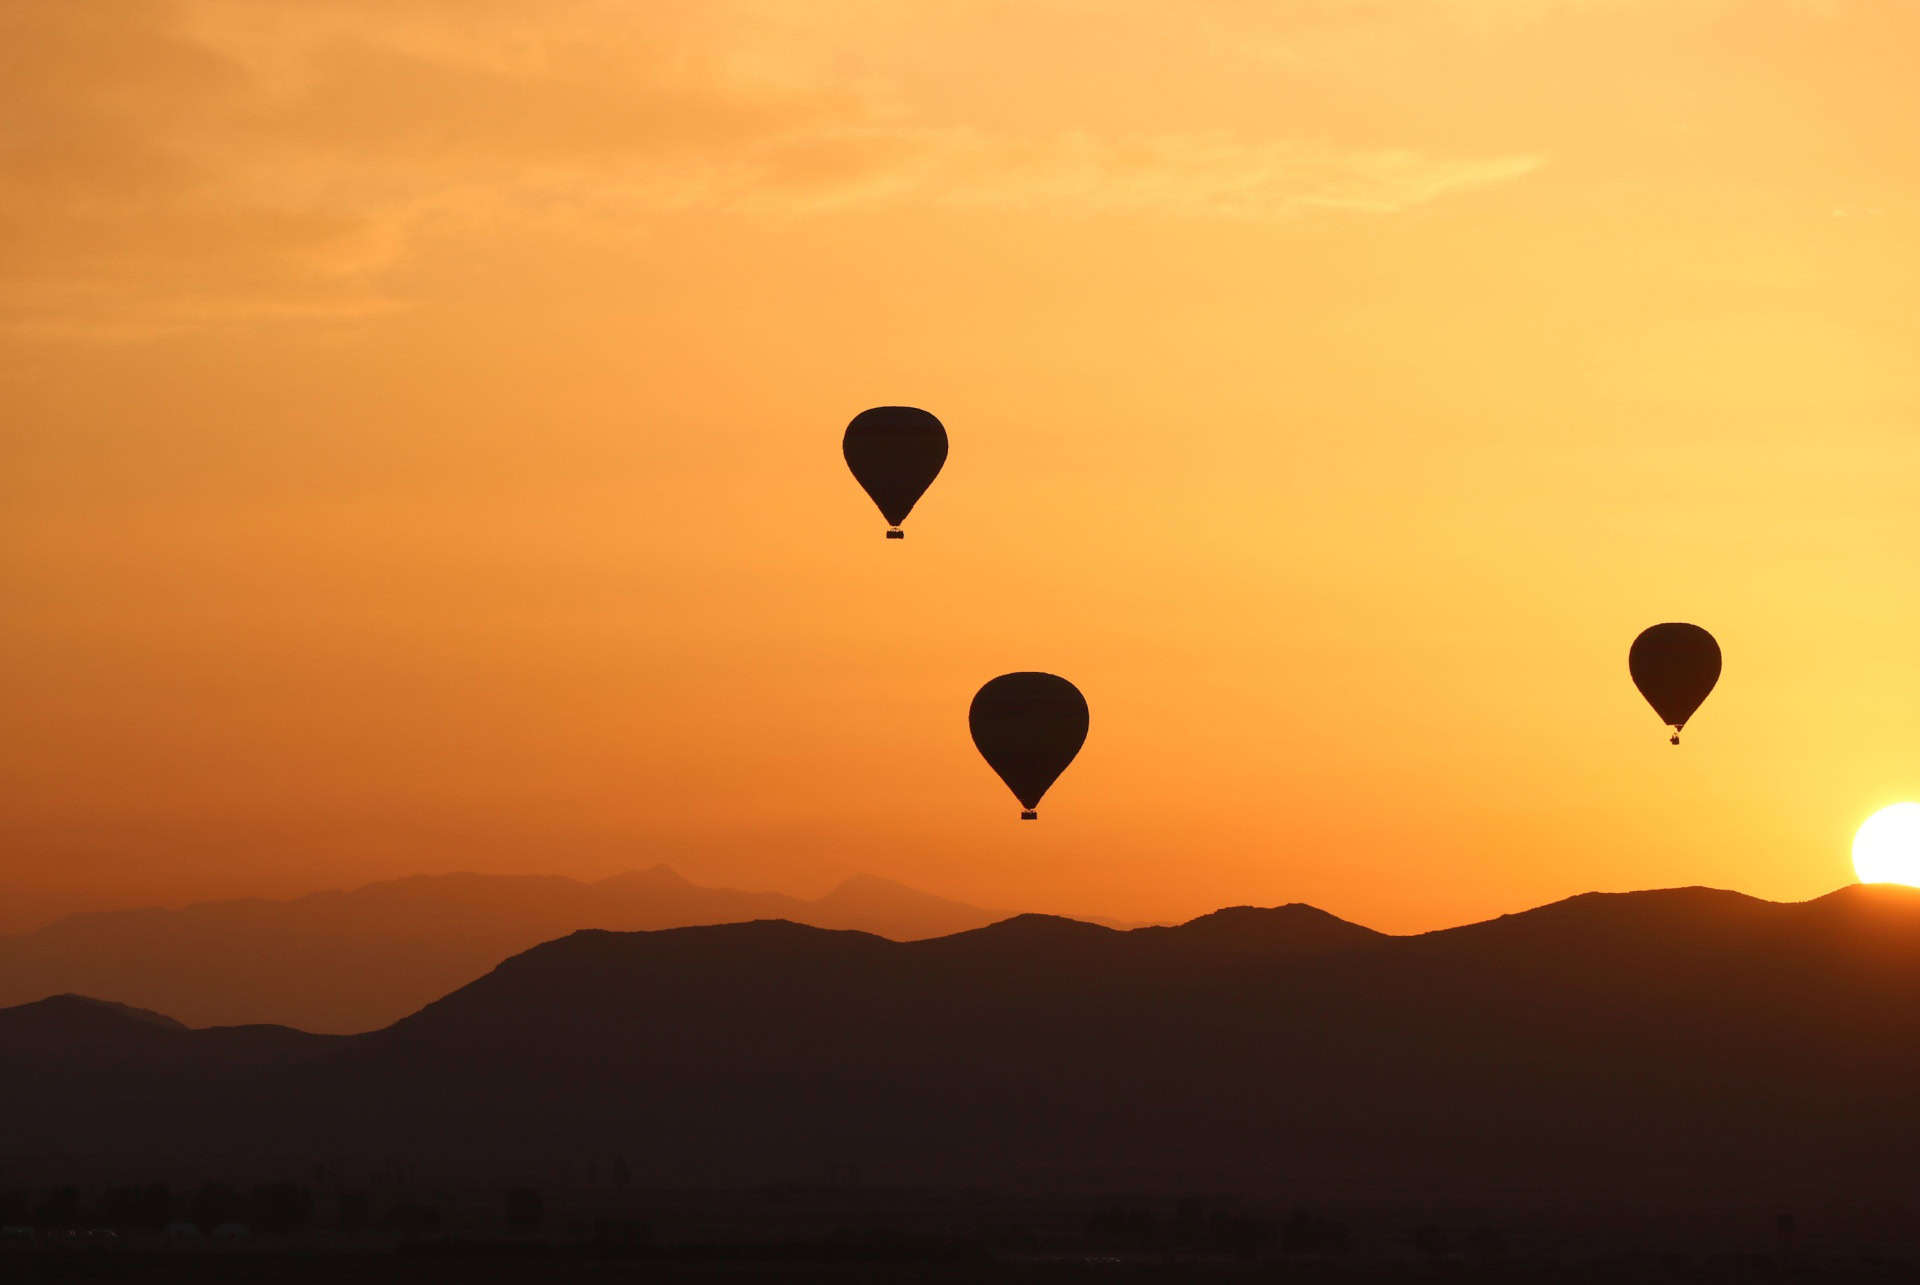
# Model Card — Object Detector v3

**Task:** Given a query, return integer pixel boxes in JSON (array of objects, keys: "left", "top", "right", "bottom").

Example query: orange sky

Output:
[{"left": 4, "top": 0, "right": 1919, "bottom": 934}]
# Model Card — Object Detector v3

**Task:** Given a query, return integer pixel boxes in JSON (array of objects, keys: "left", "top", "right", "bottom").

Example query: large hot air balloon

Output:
[
  {"left": 969, "top": 673, "right": 1088, "bottom": 819},
  {"left": 842, "top": 407, "right": 947, "bottom": 539},
  {"left": 1629, "top": 623, "right": 1720, "bottom": 745}
]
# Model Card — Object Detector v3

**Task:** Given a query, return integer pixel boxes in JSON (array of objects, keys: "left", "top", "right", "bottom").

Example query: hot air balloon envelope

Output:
[
  {"left": 1629, "top": 623, "right": 1720, "bottom": 743},
  {"left": 969, "top": 673, "right": 1088, "bottom": 818},
  {"left": 843, "top": 407, "right": 947, "bottom": 537}
]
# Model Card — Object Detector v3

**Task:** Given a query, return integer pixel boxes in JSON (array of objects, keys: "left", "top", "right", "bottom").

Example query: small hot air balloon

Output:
[
  {"left": 1629, "top": 623, "right": 1720, "bottom": 745},
  {"left": 842, "top": 407, "right": 947, "bottom": 539},
  {"left": 969, "top": 673, "right": 1088, "bottom": 819}
]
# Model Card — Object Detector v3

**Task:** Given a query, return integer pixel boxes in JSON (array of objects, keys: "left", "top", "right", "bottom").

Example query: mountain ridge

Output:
[
  {"left": 5, "top": 882, "right": 1917, "bottom": 1206},
  {"left": 0, "top": 865, "right": 1052, "bottom": 1031}
]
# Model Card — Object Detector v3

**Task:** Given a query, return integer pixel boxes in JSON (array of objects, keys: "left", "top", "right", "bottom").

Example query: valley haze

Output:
[{"left": 0, "top": 866, "right": 1076, "bottom": 1032}]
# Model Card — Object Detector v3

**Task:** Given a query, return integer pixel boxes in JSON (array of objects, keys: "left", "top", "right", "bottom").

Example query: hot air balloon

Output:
[
  {"left": 969, "top": 673, "right": 1088, "bottom": 819},
  {"left": 1629, "top": 623, "right": 1720, "bottom": 745},
  {"left": 842, "top": 407, "right": 947, "bottom": 539}
]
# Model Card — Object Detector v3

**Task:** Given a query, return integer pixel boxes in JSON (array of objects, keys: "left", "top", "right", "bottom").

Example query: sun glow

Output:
[{"left": 1853, "top": 804, "right": 1920, "bottom": 888}]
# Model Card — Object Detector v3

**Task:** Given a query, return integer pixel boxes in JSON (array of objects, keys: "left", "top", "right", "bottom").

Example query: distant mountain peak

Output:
[
  {"left": 1807, "top": 881, "right": 1920, "bottom": 907},
  {"left": 646, "top": 917, "right": 853, "bottom": 940},
  {"left": 942, "top": 913, "right": 1118, "bottom": 944},
  {"left": 799, "top": 873, "right": 1004, "bottom": 940},
  {"left": 8, "top": 993, "right": 188, "bottom": 1030},
  {"left": 1149, "top": 903, "right": 1386, "bottom": 954},
  {"left": 1558, "top": 885, "right": 1763, "bottom": 908},
  {"left": 1179, "top": 902, "right": 1363, "bottom": 928},
  {"left": 596, "top": 864, "right": 695, "bottom": 889},
  {"left": 516, "top": 917, "right": 878, "bottom": 961},
  {"left": 1409, "top": 885, "right": 1847, "bottom": 961},
  {"left": 821, "top": 872, "right": 916, "bottom": 895},
  {"left": 1792, "top": 882, "right": 1920, "bottom": 945}
]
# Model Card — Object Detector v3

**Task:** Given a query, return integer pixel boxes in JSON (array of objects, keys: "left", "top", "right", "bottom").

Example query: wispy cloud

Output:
[
  {"left": 659, "top": 128, "right": 1541, "bottom": 218},
  {"left": 0, "top": 0, "right": 1543, "bottom": 335}
]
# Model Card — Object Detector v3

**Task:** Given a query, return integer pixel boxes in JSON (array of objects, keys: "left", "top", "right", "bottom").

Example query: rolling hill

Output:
[
  {"left": 0, "top": 866, "right": 1016, "bottom": 1031},
  {"left": 6, "top": 883, "right": 1919, "bottom": 1209}
]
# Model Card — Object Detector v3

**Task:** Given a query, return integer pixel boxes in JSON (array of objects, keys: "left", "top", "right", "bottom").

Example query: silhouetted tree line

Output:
[
  {"left": 1082, "top": 1202, "right": 1353, "bottom": 1258},
  {"left": 0, "top": 1182, "right": 311, "bottom": 1234},
  {"left": 0, "top": 1181, "right": 450, "bottom": 1236},
  {"left": 1410, "top": 1224, "right": 1509, "bottom": 1262}
]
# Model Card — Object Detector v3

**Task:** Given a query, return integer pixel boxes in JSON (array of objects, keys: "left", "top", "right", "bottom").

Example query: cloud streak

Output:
[
  {"left": 663, "top": 128, "right": 1541, "bottom": 218},
  {"left": 0, "top": 0, "right": 1543, "bottom": 334}
]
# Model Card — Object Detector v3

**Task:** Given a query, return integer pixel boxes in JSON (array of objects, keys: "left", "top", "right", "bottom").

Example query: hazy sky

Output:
[{"left": 4, "top": 0, "right": 1918, "bottom": 933}]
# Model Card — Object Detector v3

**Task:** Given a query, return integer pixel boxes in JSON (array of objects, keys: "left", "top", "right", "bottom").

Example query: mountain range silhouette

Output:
[
  {"left": 0, "top": 866, "right": 1037, "bottom": 1031},
  {"left": 4, "top": 882, "right": 1917, "bottom": 1208}
]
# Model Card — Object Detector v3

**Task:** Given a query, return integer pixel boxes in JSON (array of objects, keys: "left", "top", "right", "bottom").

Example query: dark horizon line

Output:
[
  {"left": 10, "top": 879, "right": 1917, "bottom": 1040},
  {"left": 5, "top": 863, "right": 1909, "bottom": 944}
]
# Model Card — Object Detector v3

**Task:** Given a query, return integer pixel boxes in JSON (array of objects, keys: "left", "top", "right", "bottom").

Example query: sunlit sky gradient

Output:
[{"left": 4, "top": 0, "right": 1918, "bottom": 933}]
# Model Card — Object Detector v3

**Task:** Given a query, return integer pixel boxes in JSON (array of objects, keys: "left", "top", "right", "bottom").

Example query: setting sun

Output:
[{"left": 1853, "top": 804, "right": 1920, "bottom": 888}]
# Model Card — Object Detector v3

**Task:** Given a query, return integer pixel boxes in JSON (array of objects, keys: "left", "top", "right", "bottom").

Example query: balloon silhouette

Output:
[
  {"left": 969, "top": 673, "right": 1088, "bottom": 819},
  {"left": 1629, "top": 623, "right": 1721, "bottom": 745},
  {"left": 842, "top": 407, "right": 947, "bottom": 539}
]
